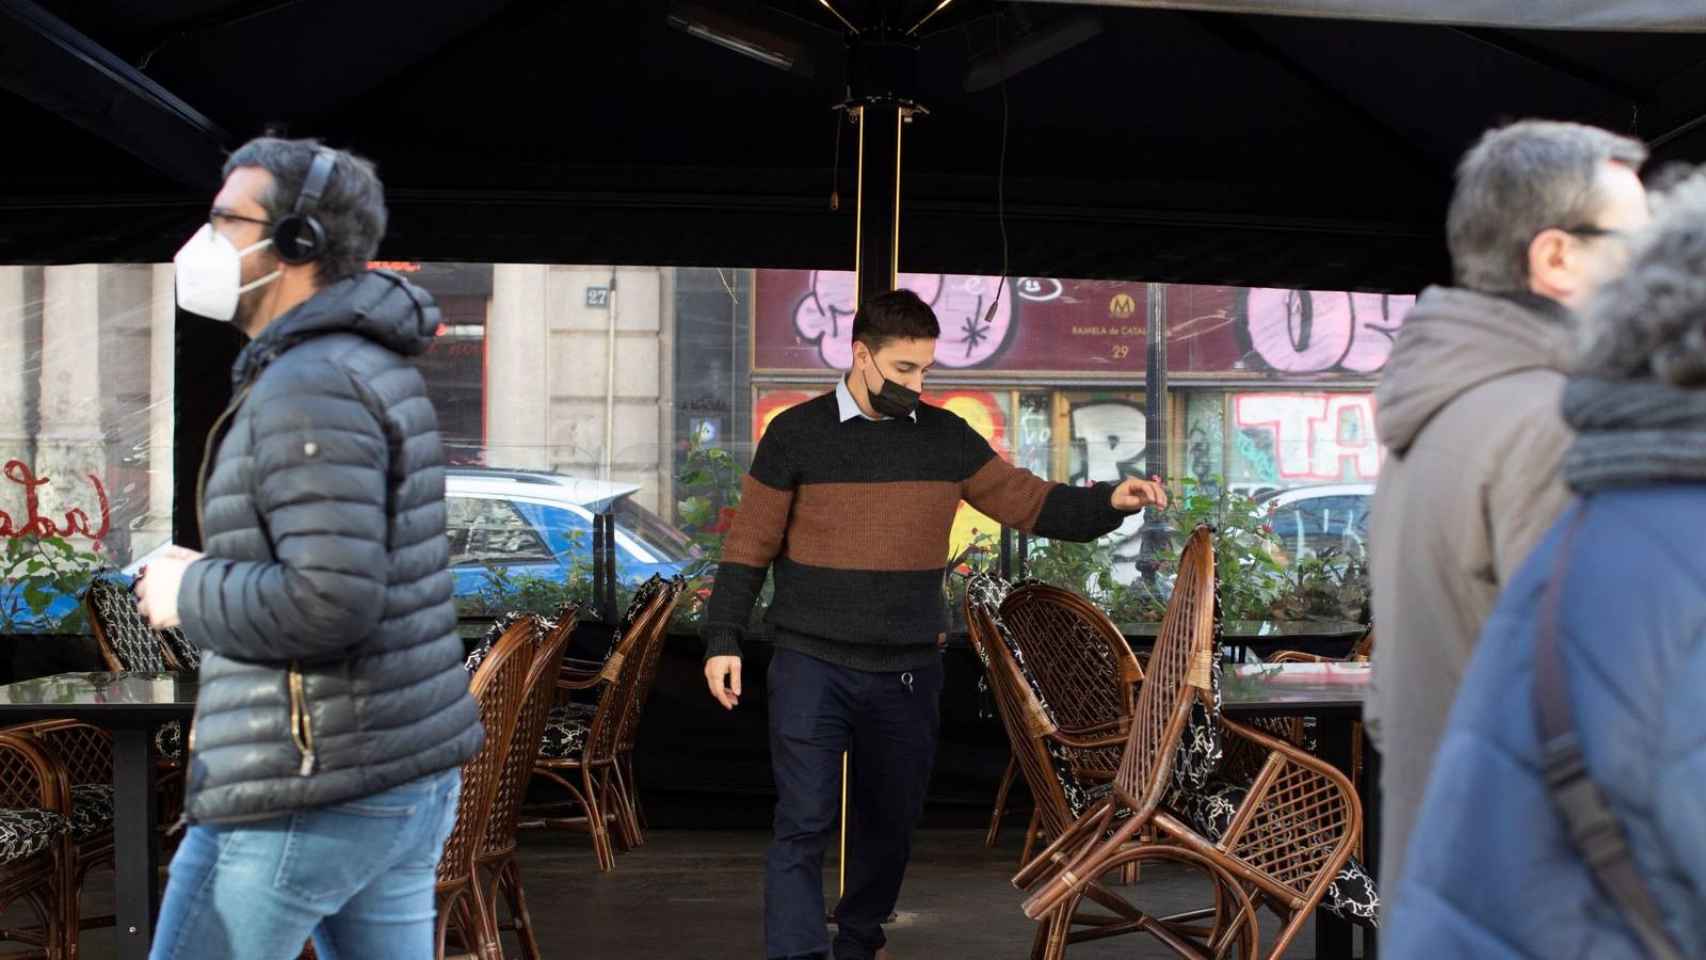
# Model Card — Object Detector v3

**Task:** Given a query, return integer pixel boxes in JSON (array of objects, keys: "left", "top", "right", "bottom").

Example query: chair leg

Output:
[
  {"left": 434, "top": 887, "right": 460, "bottom": 960},
  {"left": 62, "top": 838, "right": 78, "bottom": 960},
  {"left": 1019, "top": 809, "right": 1041, "bottom": 868},
  {"left": 493, "top": 855, "right": 544, "bottom": 960},
  {"left": 609, "top": 760, "right": 643, "bottom": 852},
  {"left": 987, "top": 756, "right": 1018, "bottom": 848},
  {"left": 620, "top": 751, "right": 647, "bottom": 838},
  {"left": 583, "top": 766, "right": 617, "bottom": 872}
]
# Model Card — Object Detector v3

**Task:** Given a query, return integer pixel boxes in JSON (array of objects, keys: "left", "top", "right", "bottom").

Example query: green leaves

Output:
[{"left": 0, "top": 534, "right": 104, "bottom": 633}]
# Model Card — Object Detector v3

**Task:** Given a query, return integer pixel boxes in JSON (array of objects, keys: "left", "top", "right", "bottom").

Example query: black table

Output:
[
  {"left": 1122, "top": 620, "right": 1368, "bottom": 662},
  {"left": 0, "top": 671, "right": 198, "bottom": 960},
  {"left": 1221, "top": 662, "right": 1378, "bottom": 960}
]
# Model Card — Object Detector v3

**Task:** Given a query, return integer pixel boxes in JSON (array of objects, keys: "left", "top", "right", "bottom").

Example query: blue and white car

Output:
[
  {"left": 441, "top": 468, "right": 692, "bottom": 597},
  {"left": 115, "top": 468, "right": 691, "bottom": 618}
]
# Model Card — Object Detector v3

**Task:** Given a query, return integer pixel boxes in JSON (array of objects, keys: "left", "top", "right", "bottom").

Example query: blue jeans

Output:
[
  {"left": 765, "top": 648, "right": 943, "bottom": 960},
  {"left": 150, "top": 768, "right": 461, "bottom": 960}
]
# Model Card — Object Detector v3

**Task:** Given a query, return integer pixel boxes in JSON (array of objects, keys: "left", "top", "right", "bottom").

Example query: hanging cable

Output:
[
  {"left": 984, "top": 13, "right": 1011, "bottom": 327},
  {"left": 830, "top": 106, "right": 845, "bottom": 211}
]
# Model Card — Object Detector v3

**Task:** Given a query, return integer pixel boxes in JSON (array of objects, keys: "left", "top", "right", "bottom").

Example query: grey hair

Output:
[
  {"left": 1446, "top": 120, "right": 1647, "bottom": 293},
  {"left": 222, "top": 137, "right": 388, "bottom": 285},
  {"left": 1577, "top": 176, "right": 1706, "bottom": 386}
]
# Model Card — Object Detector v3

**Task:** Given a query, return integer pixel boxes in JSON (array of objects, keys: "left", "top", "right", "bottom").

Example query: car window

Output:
[
  {"left": 447, "top": 496, "right": 557, "bottom": 566},
  {"left": 611, "top": 497, "right": 692, "bottom": 562},
  {"left": 1273, "top": 494, "right": 1369, "bottom": 558}
]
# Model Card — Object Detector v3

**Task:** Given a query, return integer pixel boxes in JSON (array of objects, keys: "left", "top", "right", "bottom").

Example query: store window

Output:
[
  {"left": 0, "top": 259, "right": 1401, "bottom": 639},
  {"left": 0, "top": 265, "right": 175, "bottom": 634}
]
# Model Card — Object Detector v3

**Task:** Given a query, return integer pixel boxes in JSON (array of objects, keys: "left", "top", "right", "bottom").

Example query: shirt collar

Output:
[{"left": 836, "top": 374, "right": 916, "bottom": 423}]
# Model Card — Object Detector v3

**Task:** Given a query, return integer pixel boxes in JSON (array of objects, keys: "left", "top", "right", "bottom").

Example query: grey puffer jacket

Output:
[{"left": 177, "top": 270, "right": 483, "bottom": 824}]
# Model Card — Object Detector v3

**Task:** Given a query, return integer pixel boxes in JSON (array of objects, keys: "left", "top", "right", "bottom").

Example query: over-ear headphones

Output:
[{"left": 272, "top": 147, "right": 338, "bottom": 265}]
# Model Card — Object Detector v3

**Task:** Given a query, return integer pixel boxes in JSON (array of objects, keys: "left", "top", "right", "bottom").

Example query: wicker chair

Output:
[
  {"left": 0, "top": 729, "right": 74, "bottom": 959},
  {"left": 1002, "top": 583, "right": 1144, "bottom": 836},
  {"left": 80, "top": 576, "right": 193, "bottom": 819},
  {"left": 1265, "top": 626, "right": 1375, "bottom": 831},
  {"left": 520, "top": 576, "right": 676, "bottom": 870},
  {"left": 612, "top": 576, "right": 686, "bottom": 847},
  {"left": 4, "top": 719, "right": 117, "bottom": 954},
  {"left": 1267, "top": 626, "right": 1374, "bottom": 666},
  {"left": 1016, "top": 526, "right": 1363, "bottom": 960},
  {"left": 474, "top": 608, "right": 574, "bottom": 960},
  {"left": 965, "top": 577, "right": 1121, "bottom": 872},
  {"left": 437, "top": 617, "right": 537, "bottom": 960}
]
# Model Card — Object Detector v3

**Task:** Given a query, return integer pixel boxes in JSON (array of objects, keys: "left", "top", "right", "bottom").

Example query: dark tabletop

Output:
[
  {"left": 0, "top": 671, "right": 199, "bottom": 716},
  {"left": 1121, "top": 620, "right": 1369, "bottom": 642}
]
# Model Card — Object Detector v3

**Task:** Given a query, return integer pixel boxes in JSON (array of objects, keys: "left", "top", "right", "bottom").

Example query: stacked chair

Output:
[
  {"left": 476, "top": 610, "right": 575, "bottom": 960},
  {"left": 437, "top": 614, "right": 559, "bottom": 960},
  {"left": 965, "top": 578, "right": 1147, "bottom": 872},
  {"left": 520, "top": 575, "right": 684, "bottom": 870}
]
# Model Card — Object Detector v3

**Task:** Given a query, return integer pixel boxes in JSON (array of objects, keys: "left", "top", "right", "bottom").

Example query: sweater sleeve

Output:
[
  {"left": 700, "top": 424, "right": 797, "bottom": 660},
  {"left": 958, "top": 420, "right": 1131, "bottom": 543}
]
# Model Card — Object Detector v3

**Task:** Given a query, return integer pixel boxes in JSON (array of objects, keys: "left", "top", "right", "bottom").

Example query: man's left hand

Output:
[
  {"left": 1110, "top": 475, "right": 1169, "bottom": 513},
  {"left": 134, "top": 546, "right": 205, "bottom": 630}
]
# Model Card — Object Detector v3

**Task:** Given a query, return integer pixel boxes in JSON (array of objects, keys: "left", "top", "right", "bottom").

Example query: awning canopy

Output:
[
  {"left": 1032, "top": 0, "right": 1706, "bottom": 32},
  {"left": 4, "top": 0, "right": 1706, "bottom": 291}
]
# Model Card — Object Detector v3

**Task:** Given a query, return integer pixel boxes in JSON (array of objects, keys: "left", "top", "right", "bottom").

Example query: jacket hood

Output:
[
  {"left": 234, "top": 270, "right": 440, "bottom": 385},
  {"left": 1375, "top": 286, "right": 1579, "bottom": 456}
]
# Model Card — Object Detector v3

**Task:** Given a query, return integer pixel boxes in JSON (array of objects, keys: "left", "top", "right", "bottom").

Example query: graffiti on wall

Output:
[
  {"left": 1068, "top": 402, "right": 1147, "bottom": 487},
  {"left": 1238, "top": 290, "right": 1413, "bottom": 375},
  {"left": 1233, "top": 393, "right": 1380, "bottom": 483},
  {"left": 0, "top": 461, "right": 110, "bottom": 545},
  {"left": 792, "top": 272, "right": 1014, "bottom": 370},
  {"left": 1068, "top": 400, "right": 1148, "bottom": 551}
]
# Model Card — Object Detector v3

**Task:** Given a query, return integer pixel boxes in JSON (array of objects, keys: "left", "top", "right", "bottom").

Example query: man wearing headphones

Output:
[{"left": 133, "top": 138, "right": 483, "bottom": 960}]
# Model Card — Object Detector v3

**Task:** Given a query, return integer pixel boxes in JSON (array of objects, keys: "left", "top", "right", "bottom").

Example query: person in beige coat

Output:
[{"left": 1368, "top": 120, "right": 1650, "bottom": 916}]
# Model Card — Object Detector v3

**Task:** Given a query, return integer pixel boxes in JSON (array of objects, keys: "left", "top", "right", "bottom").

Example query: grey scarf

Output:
[{"left": 1562, "top": 376, "right": 1706, "bottom": 493}]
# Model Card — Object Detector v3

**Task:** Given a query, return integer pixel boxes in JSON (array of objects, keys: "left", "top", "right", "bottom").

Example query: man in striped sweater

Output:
[{"left": 702, "top": 289, "right": 1166, "bottom": 960}]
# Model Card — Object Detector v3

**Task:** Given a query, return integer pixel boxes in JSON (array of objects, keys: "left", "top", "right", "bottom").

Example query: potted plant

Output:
[{"left": 0, "top": 535, "right": 109, "bottom": 682}]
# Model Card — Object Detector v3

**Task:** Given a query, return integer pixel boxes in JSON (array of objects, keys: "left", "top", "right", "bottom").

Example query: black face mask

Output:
[{"left": 861, "top": 362, "right": 920, "bottom": 419}]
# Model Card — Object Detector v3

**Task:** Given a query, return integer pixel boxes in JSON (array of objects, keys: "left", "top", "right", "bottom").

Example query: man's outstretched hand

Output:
[
  {"left": 705, "top": 655, "right": 743, "bottom": 710},
  {"left": 1110, "top": 475, "right": 1169, "bottom": 513}
]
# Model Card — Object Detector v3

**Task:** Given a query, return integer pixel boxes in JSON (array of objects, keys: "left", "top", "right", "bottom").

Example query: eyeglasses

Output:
[
  {"left": 209, "top": 211, "right": 274, "bottom": 230},
  {"left": 1555, "top": 224, "right": 1626, "bottom": 240}
]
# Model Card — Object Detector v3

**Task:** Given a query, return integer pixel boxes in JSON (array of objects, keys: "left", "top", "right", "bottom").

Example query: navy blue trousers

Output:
[{"left": 764, "top": 648, "right": 943, "bottom": 960}]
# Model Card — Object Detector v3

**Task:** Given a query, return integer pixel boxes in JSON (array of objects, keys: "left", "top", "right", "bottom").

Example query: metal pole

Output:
[
  {"left": 852, "top": 101, "right": 906, "bottom": 307},
  {"left": 1145, "top": 282, "right": 1168, "bottom": 483},
  {"left": 838, "top": 96, "right": 908, "bottom": 907},
  {"left": 1140, "top": 283, "right": 1171, "bottom": 581}
]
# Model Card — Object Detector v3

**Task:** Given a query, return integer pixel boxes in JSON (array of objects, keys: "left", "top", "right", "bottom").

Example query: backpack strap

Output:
[{"left": 1534, "top": 501, "right": 1683, "bottom": 960}]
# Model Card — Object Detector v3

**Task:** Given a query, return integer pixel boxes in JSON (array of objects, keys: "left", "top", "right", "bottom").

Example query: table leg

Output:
[
  {"left": 1315, "top": 718, "right": 1353, "bottom": 960},
  {"left": 112, "top": 724, "right": 160, "bottom": 960},
  {"left": 1361, "top": 730, "right": 1381, "bottom": 960}
]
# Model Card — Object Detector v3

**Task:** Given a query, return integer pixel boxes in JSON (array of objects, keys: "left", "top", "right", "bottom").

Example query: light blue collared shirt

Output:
[{"left": 835, "top": 374, "right": 917, "bottom": 423}]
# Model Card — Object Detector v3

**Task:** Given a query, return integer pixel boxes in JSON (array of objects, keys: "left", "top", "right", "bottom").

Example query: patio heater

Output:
[
  {"left": 674, "top": 0, "right": 1108, "bottom": 914},
  {"left": 834, "top": 4, "right": 936, "bottom": 910}
]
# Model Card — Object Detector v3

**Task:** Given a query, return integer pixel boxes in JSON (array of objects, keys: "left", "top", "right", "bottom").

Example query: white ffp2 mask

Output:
[{"left": 173, "top": 223, "right": 281, "bottom": 321}]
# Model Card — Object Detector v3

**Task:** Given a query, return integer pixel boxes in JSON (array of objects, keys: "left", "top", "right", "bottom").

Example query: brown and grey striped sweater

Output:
[{"left": 701, "top": 390, "right": 1133, "bottom": 671}]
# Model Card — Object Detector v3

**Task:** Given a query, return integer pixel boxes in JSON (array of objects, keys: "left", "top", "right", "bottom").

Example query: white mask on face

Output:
[{"left": 173, "top": 223, "right": 282, "bottom": 321}]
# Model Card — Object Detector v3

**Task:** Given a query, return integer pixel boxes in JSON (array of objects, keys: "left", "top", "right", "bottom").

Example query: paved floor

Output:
[{"left": 53, "top": 826, "right": 1349, "bottom": 958}]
